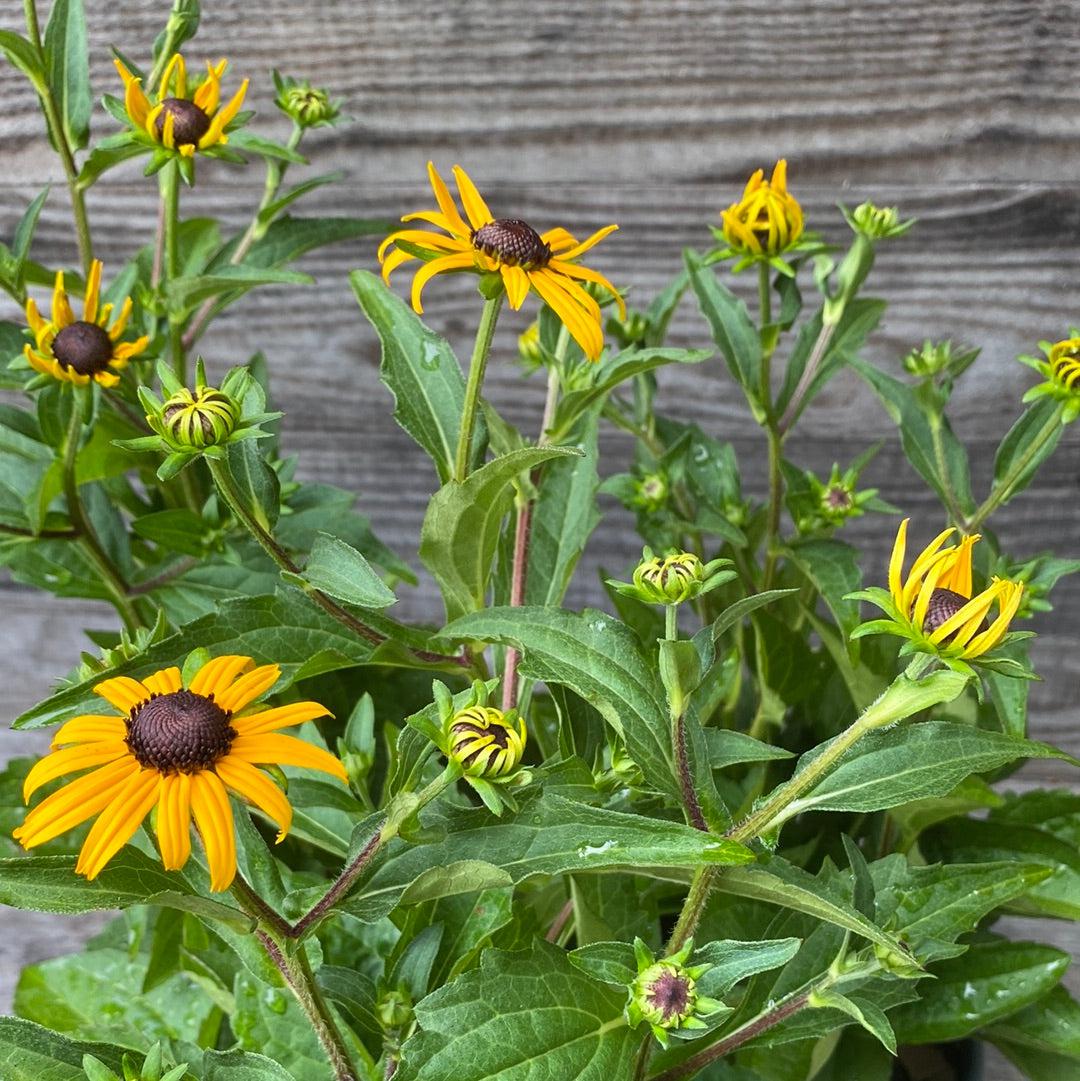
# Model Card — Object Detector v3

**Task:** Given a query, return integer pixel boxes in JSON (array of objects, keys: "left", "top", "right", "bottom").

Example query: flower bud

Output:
[
  {"left": 447, "top": 704, "right": 527, "bottom": 779},
  {"left": 633, "top": 551, "right": 704, "bottom": 605},
  {"left": 720, "top": 160, "right": 804, "bottom": 261},
  {"left": 608, "top": 308, "right": 651, "bottom": 350},
  {"left": 377, "top": 987, "right": 413, "bottom": 1031},
  {"left": 161, "top": 385, "right": 239, "bottom": 448},
  {"left": 276, "top": 78, "right": 340, "bottom": 128},
  {"left": 631, "top": 472, "right": 668, "bottom": 513},
  {"left": 846, "top": 200, "right": 914, "bottom": 240},
  {"left": 518, "top": 321, "right": 543, "bottom": 367}
]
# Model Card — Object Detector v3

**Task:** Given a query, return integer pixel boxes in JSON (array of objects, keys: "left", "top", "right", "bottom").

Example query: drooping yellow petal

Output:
[
  {"left": 23, "top": 741, "right": 130, "bottom": 801},
  {"left": 545, "top": 258, "right": 626, "bottom": 319},
  {"left": 215, "top": 664, "right": 281, "bottom": 713},
  {"left": 142, "top": 666, "right": 182, "bottom": 698},
  {"left": 51, "top": 271, "right": 75, "bottom": 328},
  {"left": 189, "top": 771, "right": 237, "bottom": 891},
  {"left": 145, "top": 103, "right": 164, "bottom": 140},
  {"left": 964, "top": 580, "right": 1025, "bottom": 659},
  {"left": 379, "top": 245, "right": 415, "bottom": 284},
  {"left": 156, "top": 772, "right": 192, "bottom": 870},
  {"left": 231, "top": 701, "right": 331, "bottom": 737},
  {"left": 529, "top": 270, "right": 604, "bottom": 361},
  {"left": 13, "top": 757, "right": 138, "bottom": 848},
  {"left": 75, "top": 767, "right": 160, "bottom": 880},
  {"left": 215, "top": 756, "right": 292, "bottom": 842},
  {"left": 410, "top": 251, "right": 477, "bottom": 313},
  {"left": 501, "top": 265, "right": 531, "bottom": 309},
  {"left": 378, "top": 229, "right": 466, "bottom": 263},
  {"left": 82, "top": 259, "right": 102, "bottom": 324},
  {"left": 452, "top": 166, "right": 493, "bottom": 231},
  {"left": 888, "top": 518, "right": 909, "bottom": 608},
  {"left": 51, "top": 715, "right": 127, "bottom": 748},
  {"left": 427, "top": 161, "right": 471, "bottom": 238},
  {"left": 160, "top": 109, "right": 176, "bottom": 150},
  {"left": 229, "top": 733, "right": 348, "bottom": 782},
  {"left": 189, "top": 655, "right": 254, "bottom": 698},
  {"left": 94, "top": 675, "right": 152, "bottom": 714}
]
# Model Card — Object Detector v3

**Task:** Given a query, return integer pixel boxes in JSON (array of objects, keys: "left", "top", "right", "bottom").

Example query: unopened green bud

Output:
[
  {"left": 161, "top": 385, "right": 239, "bottom": 448},
  {"left": 634, "top": 551, "right": 704, "bottom": 605},
  {"left": 872, "top": 938, "right": 922, "bottom": 978},
  {"left": 448, "top": 704, "right": 527, "bottom": 779},
  {"left": 608, "top": 309, "right": 650, "bottom": 349},
  {"left": 632, "top": 472, "right": 668, "bottom": 513},
  {"left": 277, "top": 81, "right": 339, "bottom": 128},
  {"left": 846, "top": 201, "right": 914, "bottom": 241},
  {"left": 377, "top": 988, "right": 413, "bottom": 1031}
]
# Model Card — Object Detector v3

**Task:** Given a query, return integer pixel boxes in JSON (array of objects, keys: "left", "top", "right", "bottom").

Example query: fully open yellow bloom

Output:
[
  {"left": 24, "top": 260, "right": 149, "bottom": 387},
  {"left": 887, "top": 518, "right": 1024, "bottom": 660},
  {"left": 379, "top": 162, "right": 625, "bottom": 361},
  {"left": 721, "top": 160, "right": 804, "bottom": 259},
  {"left": 114, "top": 54, "right": 248, "bottom": 157},
  {"left": 14, "top": 654, "right": 347, "bottom": 891}
]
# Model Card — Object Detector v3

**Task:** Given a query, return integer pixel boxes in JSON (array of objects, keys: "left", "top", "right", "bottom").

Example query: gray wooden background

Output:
[{"left": 1, "top": 2, "right": 1078, "bottom": 1076}]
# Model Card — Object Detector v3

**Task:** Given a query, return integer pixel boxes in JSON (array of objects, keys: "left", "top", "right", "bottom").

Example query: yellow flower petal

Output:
[
  {"left": 200, "top": 79, "right": 248, "bottom": 148},
  {"left": 229, "top": 733, "right": 347, "bottom": 782},
  {"left": 13, "top": 758, "right": 138, "bottom": 849},
  {"left": 401, "top": 209, "right": 468, "bottom": 235},
  {"left": 231, "top": 701, "right": 332, "bottom": 737},
  {"left": 427, "top": 161, "right": 471, "bottom": 238},
  {"left": 912, "top": 555, "right": 948, "bottom": 632},
  {"left": 530, "top": 269, "right": 604, "bottom": 361},
  {"left": 937, "top": 534, "right": 979, "bottom": 599},
  {"left": 189, "top": 655, "right": 254, "bottom": 698},
  {"left": 557, "top": 224, "right": 619, "bottom": 263},
  {"left": 23, "top": 741, "right": 130, "bottom": 802},
  {"left": 82, "top": 259, "right": 102, "bottom": 324},
  {"left": 215, "top": 756, "right": 292, "bottom": 842},
  {"left": 25, "top": 297, "right": 46, "bottom": 336},
  {"left": 452, "top": 165, "right": 493, "bottom": 232},
  {"left": 546, "top": 258, "right": 626, "bottom": 319},
  {"left": 380, "top": 245, "right": 415, "bottom": 284},
  {"left": 901, "top": 527, "right": 957, "bottom": 613},
  {"left": 193, "top": 61, "right": 221, "bottom": 115},
  {"left": 190, "top": 771, "right": 237, "bottom": 891},
  {"left": 157, "top": 772, "right": 192, "bottom": 871},
  {"left": 964, "top": 581, "right": 1025, "bottom": 659},
  {"left": 51, "top": 715, "right": 127, "bottom": 748},
  {"left": 160, "top": 109, "right": 176, "bottom": 150},
  {"left": 410, "top": 251, "right": 477, "bottom": 314},
  {"left": 928, "top": 582, "right": 1004, "bottom": 646},
  {"left": 501, "top": 265, "right": 531, "bottom": 309},
  {"left": 215, "top": 664, "right": 281, "bottom": 713},
  {"left": 108, "top": 297, "right": 133, "bottom": 341},
  {"left": 94, "top": 675, "right": 152, "bottom": 714},
  {"left": 159, "top": 52, "right": 186, "bottom": 102},
  {"left": 75, "top": 767, "right": 160, "bottom": 880},
  {"left": 378, "top": 228, "right": 466, "bottom": 263},
  {"left": 51, "top": 271, "right": 74, "bottom": 328},
  {"left": 888, "top": 518, "right": 909, "bottom": 608},
  {"left": 540, "top": 227, "right": 578, "bottom": 253},
  {"left": 142, "top": 666, "right": 182, "bottom": 697}
]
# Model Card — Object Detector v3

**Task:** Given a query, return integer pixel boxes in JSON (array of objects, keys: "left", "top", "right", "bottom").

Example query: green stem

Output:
[
  {"left": 929, "top": 413, "right": 967, "bottom": 526},
  {"left": 454, "top": 294, "right": 503, "bottom": 482},
  {"left": 727, "top": 656, "right": 935, "bottom": 844},
  {"left": 160, "top": 162, "right": 186, "bottom": 382},
  {"left": 666, "top": 865, "right": 716, "bottom": 955},
  {"left": 183, "top": 124, "right": 304, "bottom": 351},
  {"left": 762, "top": 424, "right": 783, "bottom": 588},
  {"left": 757, "top": 262, "right": 772, "bottom": 345},
  {"left": 965, "top": 402, "right": 1065, "bottom": 532},
  {"left": 665, "top": 603, "right": 678, "bottom": 641},
  {"left": 23, "top": 0, "right": 93, "bottom": 277},
  {"left": 61, "top": 401, "right": 141, "bottom": 632},
  {"left": 207, "top": 456, "right": 466, "bottom": 669}
]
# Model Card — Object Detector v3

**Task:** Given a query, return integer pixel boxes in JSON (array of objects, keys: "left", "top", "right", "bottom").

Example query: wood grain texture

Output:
[{"left": 0, "top": 3, "right": 1078, "bottom": 1075}]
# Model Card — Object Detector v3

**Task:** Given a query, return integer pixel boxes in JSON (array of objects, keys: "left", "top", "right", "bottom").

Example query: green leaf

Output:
[
  {"left": 711, "top": 588, "right": 798, "bottom": 640},
  {"left": 992, "top": 397, "right": 1065, "bottom": 506},
  {"left": 300, "top": 532, "right": 397, "bottom": 609},
  {"left": 716, "top": 859, "right": 912, "bottom": 958},
  {"left": 693, "top": 938, "right": 802, "bottom": 998},
  {"left": 344, "top": 791, "right": 751, "bottom": 922},
  {"left": 790, "top": 721, "right": 1067, "bottom": 815},
  {"left": 76, "top": 134, "right": 145, "bottom": 190},
  {"left": 225, "top": 130, "right": 307, "bottom": 164},
  {"left": 420, "top": 446, "right": 581, "bottom": 623},
  {"left": 396, "top": 941, "right": 635, "bottom": 1081},
  {"left": 850, "top": 356, "right": 975, "bottom": 516},
  {"left": 43, "top": 0, "right": 91, "bottom": 150},
  {"left": 226, "top": 440, "right": 280, "bottom": 531},
  {"left": 547, "top": 347, "right": 711, "bottom": 441},
  {"left": 891, "top": 937, "right": 1069, "bottom": 1044},
  {"left": 12, "top": 187, "right": 49, "bottom": 288},
  {"left": 238, "top": 215, "right": 390, "bottom": 269},
  {"left": 810, "top": 990, "right": 896, "bottom": 1053},
  {"left": 442, "top": 606, "right": 679, "bottom": 801},
  {"left": 351, "top": 269, "right": 482, "bottom": 484},
  {"left": 686, "top": 249, "right": 762, "bottom": 409},
  {"left": 257, "top": 172, "right": 344, "bottom": 225},
  {"left": 201, "top": 1049, "right": 300, "bottom": 1081},
  {"left": 131, "top": 509, "right": 211, "bottom": 557},
  {"left": 0, "top": 1017, "right": 128, "bottom": 1081},
  {"left": 786, "top": 538, "right": 862, "bottom": 649},
  {"left": 0, "top": 30, "right": 46, "bottom": 88},
  {"left": 873, "top": 856, "right": 1054, "bottom": 962},
  {"left": 984, "top": 986, "right": 1080, "bottom": 1079},
  {"left": 704, "top": 728, "right": 793, "bottom": 770},
  {"left": 166, "top": 266, "right": 312, "bottom": 315},
  {"left": 525, "top": 410, "right": 601, "bottom": 607},
  {"left": 15, "top": 947, "right": 216, "bottom": 1049}
]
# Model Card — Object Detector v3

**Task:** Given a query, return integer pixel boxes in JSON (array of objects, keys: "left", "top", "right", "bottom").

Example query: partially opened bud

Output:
[
  {"left": 447, "top": 704, "right": 527, "bottom": 779},
  {"left": 845, "top": 200, "right": 914, "bottom": 241},
  {"left": 633, "top": 551, "right": 704, "bottom": 605},
  {"left": 161, "top": 385, "right": 239, "bottom": 448}
]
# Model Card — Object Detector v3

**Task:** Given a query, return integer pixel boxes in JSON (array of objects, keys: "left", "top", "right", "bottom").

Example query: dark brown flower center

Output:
[
  {"left": 924, "top": 587, "right": 987, "bottom": 639},
  {"left": 51, "top": 321, "right": 114, "bottom": 375},
  {"left": 126, "top": 689, "right": 235, "bottom": 773},
  {"left": 471, "top": 218, "right": 551, "bottom": 268},
  {"left": 155, "top": 98, "right": 211, "bottom": 147},
  {"left": 646, "top": 971, "right": 692, "bottom": 1022}
]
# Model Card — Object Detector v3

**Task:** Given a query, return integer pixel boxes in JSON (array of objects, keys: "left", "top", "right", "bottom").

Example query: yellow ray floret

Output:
[
  {"left": 13, "top": 653, "right": 346, "bottom": 891},
  {"left": 379, "top": 162, "right": 624, "bottom": 361}
]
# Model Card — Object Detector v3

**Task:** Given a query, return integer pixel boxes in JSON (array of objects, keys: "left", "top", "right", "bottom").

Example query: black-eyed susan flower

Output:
[
  {"left": 379, "top": 162, "right": 624, "bottom": 361},
  {"left": 114, "top": 54, "right": 248, "bottom": 159},
  {"left": 13, "top": 653, "right": 347, "bottom": 891},
  {"left": 609, "top": 547, "right": 733, "bottom": 607},
  {"left": 1021, "top": 336, "right": 1080, "bottom": 424},
  {"left": 851, "top": 519, "right": 1025, "bottom": 670},
  {"left": 718, "top": 160, "right": 809, "bottom": 272},
  {"left": 23, "top": 260, "right": 149, "bottom": 388}
]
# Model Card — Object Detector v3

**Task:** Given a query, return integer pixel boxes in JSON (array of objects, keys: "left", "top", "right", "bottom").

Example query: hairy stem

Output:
[
  {"left": 23, "top": 0, "right": 93, "bottom": 277},
  {"left": 666, "top": 865, "right": 716, "bottom": 955},
  {"left": 454, "top": 294, "right": 503, "bottom": 482},
  {"left": 61, "top": 403, "right": 141, "bottom": 632},
  {"left": 545, "top": 897, "right": 575, "bottom": 944},
  {"left": 207, "top": 456, "right": 468, "bottom": 668}
]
